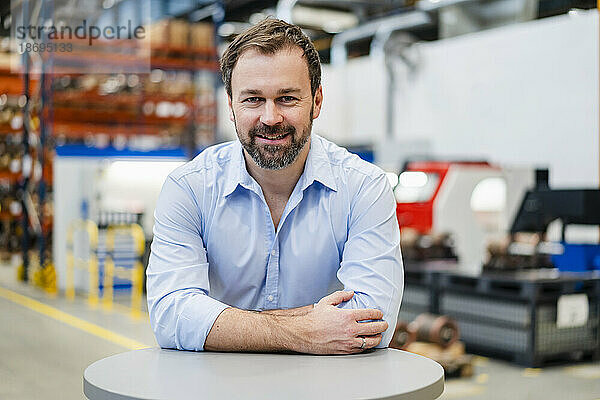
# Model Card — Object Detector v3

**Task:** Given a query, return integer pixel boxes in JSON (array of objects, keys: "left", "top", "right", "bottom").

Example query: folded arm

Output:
[
  {"left": 147, "top": 174, "right": 388, "bottom": 353},
  {"left": 204, "top": 291, "right": 387, "bottom": 354}
]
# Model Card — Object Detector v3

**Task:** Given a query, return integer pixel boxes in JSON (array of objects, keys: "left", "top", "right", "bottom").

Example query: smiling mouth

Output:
[{"left": 255, "top": 132, "right": 290, "bottom": 140}]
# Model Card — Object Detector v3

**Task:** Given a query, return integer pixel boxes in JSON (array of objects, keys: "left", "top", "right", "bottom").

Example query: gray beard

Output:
[{"left": 236, "top": 119, "right": 312, "bottom": 171}]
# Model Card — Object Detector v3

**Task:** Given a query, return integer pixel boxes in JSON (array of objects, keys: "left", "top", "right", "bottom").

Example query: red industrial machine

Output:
[
  {"left": 395, "top": 161, "right": 493, "bottom": 234},
  {"left": 392, "top": 160, "right": 532, "bottom": 272}
]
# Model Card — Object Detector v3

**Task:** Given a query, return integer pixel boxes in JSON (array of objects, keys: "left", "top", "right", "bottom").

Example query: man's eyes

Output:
[
  {"left": 279, "top": 96, "right": 298, "bottom": 103},
  {"left": 241, "top": 96, "right": 298, "bottom": 104},
  {"left": 243, "top": 97, "right": 263, "bottom": 103}
]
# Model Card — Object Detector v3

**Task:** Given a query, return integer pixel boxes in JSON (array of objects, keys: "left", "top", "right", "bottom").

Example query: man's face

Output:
[{"left": 228, "top": 47, "right": 323, "bottom": 170}]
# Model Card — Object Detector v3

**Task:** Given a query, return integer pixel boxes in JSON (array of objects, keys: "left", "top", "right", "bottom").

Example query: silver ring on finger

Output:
[{"left": 360, "top": 337, "right": 366, "bottom": 350}]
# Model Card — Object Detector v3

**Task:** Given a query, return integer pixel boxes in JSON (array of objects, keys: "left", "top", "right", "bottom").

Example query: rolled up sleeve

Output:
[
  {"left": 337, "top": 172, "right": 404, "bottom": 348},
  {"left": 147, "top": 175, "right": 229, "bottom": 351}
]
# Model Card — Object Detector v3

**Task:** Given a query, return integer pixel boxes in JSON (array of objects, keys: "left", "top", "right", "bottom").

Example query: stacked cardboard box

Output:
[
  {"left": 148, "top": 19, "right": 214, "bottom": 50},
  {"left": 190, "top": 23, "right": 214, "bottom": 50},
  {"left": 169, "top": 20, "right": 189, "bottom": 49},
  {"left": 147, "top": 19, "right": 169, "bottom": 48}
]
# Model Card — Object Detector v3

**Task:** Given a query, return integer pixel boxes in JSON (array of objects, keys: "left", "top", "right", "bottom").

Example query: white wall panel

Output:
[{"left": 393, "top": 10, "right": 599, "bottom": 187}]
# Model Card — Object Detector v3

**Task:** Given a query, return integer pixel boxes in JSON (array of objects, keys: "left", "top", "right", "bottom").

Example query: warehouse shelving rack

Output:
[
  {"left": 10, "top": 0, "right": 225, "bottom": 288},
  {"left": 44, "top": 44, "right": 220, "bottom": 156},
  {"left": 0, "top": 70, "right": 31, "bottom": 262}
]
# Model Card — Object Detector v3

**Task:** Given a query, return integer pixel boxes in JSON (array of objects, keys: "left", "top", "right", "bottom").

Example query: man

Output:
[{"left": 147, "top": 18, "right": 403, "bottom": 354}]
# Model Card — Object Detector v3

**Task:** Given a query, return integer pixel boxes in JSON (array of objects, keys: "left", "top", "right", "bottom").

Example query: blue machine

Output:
[{"left": 551, "top": 243, "right": 600, "bottom": 272}]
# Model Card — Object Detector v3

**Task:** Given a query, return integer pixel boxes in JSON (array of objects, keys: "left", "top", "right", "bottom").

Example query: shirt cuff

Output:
[{"left": 176, "top": 294, "right": 230, "bottom": 351}]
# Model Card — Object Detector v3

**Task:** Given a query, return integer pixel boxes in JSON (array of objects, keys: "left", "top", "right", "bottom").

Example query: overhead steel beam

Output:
[
  {"left": 330, "top": 10, "right": 430, "bottom": 66},
  {"left": 298, "top": 0, "right": 399, "bottom": 7},
  {"left": 416, "top": 0, "right": 478, "bottom": 12}
]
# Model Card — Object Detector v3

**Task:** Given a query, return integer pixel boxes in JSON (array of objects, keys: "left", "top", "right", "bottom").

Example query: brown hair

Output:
[{"left": 220, "top": 18, "right": 321, "bottom": 98}]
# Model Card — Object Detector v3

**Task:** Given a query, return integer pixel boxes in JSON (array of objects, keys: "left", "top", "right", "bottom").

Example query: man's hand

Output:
[{"left": 293, "top": 291, "right": 388, "bottom": 355}]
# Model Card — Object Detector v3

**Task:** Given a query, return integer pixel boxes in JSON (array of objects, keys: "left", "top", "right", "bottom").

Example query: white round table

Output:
[{"left": 84, "top": 348, "right": 444, "bottom": 400}]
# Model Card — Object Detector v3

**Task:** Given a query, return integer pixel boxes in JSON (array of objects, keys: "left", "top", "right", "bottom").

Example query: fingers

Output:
[
  {"left": 319, "top": 290, "right": 354, "bottom": 306},
  {"left": 355, "top": 321, "right": 388, "bottom": 336},
  {"left": 353, "top": 335, "right": 383, "bottom": 352},
  {"left": 350, "top": 308, "right": 384, "bottom": 322}
]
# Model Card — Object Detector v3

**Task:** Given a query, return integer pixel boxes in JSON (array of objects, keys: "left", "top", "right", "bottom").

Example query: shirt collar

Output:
[
  {"left": 300, "top": 135, "right": 338, "bottom": 192},
  {"left": 222, "top": 141, "right": 254, "bottom": 198},
  {"left": 222, "top": 135, "right": 338, "bottom": 198}
]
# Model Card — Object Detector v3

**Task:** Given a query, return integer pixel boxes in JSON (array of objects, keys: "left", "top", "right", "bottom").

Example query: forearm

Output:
[
  {"left": 203, "top": 291, "right": 389, "bottom": 355},
  {"left": 204, "top": 307, "right": 306, "bottom": 352},
  {"left": 260, "top": 304, "right": 314, "bottom": 317}
]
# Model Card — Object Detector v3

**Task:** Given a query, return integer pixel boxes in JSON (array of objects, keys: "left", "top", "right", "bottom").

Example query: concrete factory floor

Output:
[{"left": 0, "top": 263, "right": 598, "bottom": 400}]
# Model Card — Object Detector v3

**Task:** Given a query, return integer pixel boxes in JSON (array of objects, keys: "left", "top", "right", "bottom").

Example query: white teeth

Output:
[{"left": 259, "top": 133, "right": 287, "bottom": 140}]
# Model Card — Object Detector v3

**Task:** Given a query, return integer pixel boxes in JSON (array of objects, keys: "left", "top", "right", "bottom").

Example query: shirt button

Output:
[
  {"left": 267, "top": 295, "right": 274, "bottom": 302},
  {"left": 271, "top": 250, "right": 276, "bottom": 256}
]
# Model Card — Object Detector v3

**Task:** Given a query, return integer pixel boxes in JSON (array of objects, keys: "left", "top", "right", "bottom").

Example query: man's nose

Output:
[{"left": 259, "top": 101, "right": 284, "bottom": 126}]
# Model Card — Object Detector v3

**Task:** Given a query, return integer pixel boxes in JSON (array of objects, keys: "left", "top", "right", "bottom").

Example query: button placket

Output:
[
  {"left": 264, "top": 187, "right": 307, "bottom": 309},
  {"left": 265, "top": 240, "right": 279, "bottom": 307}
]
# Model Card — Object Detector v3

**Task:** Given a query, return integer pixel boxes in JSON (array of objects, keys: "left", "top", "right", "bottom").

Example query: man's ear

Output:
[
  {"left": 312, "top": 85, "right": 323, "bottom": 119},
  {"left": 227, "top": 93, "right": 235, "bottom": 122}
]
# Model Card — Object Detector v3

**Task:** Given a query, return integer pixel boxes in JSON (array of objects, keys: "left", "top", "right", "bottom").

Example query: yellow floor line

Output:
[
  {"left": 441, "top": 382, "right": 486, "bottom": 399},
  {"left": 472, "top": 356, "right": 489, "bottom": 366},
  {"left": 0, "top": 286, "right": 151, "bottom": 350},
  {"left": 522, "top": 368, "right": 542, "bottom": 377},
  {"left": 563, "top": 365, "right": 600, "bottom": 380},
  {"left": 475, "top": 373, "right": 489, "bottom": 384}
]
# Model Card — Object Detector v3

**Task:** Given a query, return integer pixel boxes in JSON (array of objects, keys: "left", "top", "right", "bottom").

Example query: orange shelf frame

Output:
[{"left": 0, "top": 171, "right": 20, "bottom": 183}]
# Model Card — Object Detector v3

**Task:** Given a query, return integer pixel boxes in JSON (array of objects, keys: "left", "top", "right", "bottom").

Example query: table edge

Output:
[{"left": 83, "top": 348, "right": 445, "bottom": 400}]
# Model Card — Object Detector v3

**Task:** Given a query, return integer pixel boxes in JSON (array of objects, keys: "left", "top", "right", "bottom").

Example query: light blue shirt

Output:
[{"left": 147, "top": 134, "right": 403, "bottom": 351}]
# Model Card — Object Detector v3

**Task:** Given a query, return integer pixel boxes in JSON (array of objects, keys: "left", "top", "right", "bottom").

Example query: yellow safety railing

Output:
[
  {"left": 103, "top": 223, "right": 145, "bottom": 319},
  {"left": 65, "top": 219, "right": 99, "bottom": 307}
]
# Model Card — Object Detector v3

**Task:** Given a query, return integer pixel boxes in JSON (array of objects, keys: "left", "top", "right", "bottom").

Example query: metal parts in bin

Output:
[
  {"left": 409, "top": 313, "right": 460, "bottom": 348},
  {"left": 398, "top": 267, "right": 600, "bottom": 366},
  {"left": 393, "top": 313, "right": 460, "bottom": 349},
  {"left": 391, "top": 321, "right": 417, "bottom": 350}
]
